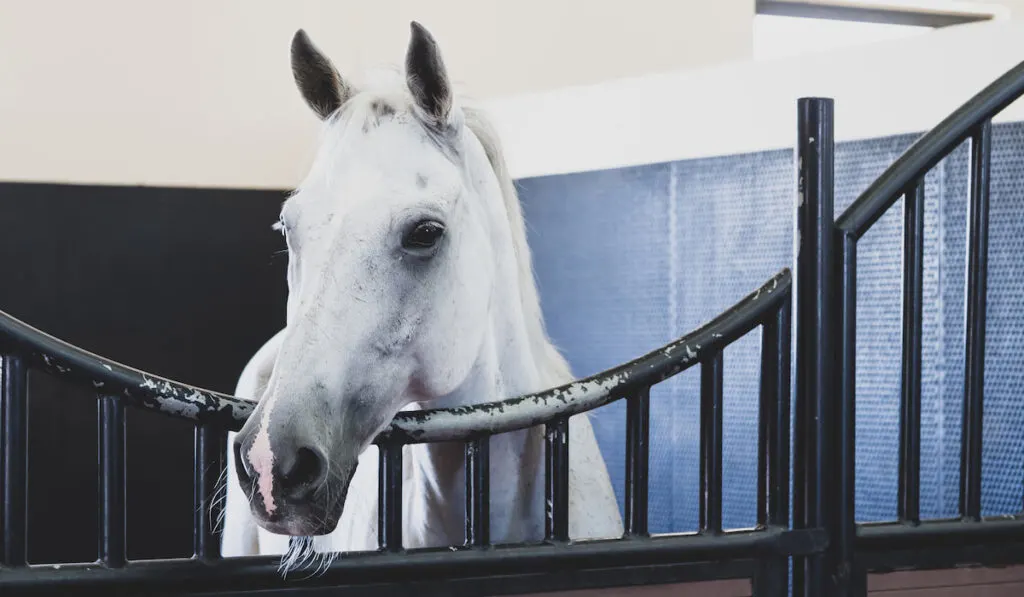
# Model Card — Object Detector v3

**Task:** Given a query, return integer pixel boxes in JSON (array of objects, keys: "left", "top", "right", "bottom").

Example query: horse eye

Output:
[{"left": 402, "top": 220, "right": 445, "bottom": 250}]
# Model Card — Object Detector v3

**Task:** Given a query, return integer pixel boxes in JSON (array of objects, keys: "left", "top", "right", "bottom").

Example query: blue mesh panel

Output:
[
  {"left": 516, "top": 122, "right": 1024, "bottom": 531},
  {"left": 515, "top": 164, "right": 673, "bottom": 528},
  {"left": 982, "top": 124, "right": 1024, "bottom": 516}
]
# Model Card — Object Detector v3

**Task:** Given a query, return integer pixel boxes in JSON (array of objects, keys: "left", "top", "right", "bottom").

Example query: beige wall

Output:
[
  {"left": 964, "top": 0, "right": 1024, "bottom": 18},
  {"left": 488, "top": 18, "right": 1024, "bottom": 178},
  {"left": 0, "top": 0, "right": 755, "bottom": 189}
]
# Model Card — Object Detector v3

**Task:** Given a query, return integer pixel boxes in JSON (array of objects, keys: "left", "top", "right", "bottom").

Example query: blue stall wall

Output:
[{"left": 516, "top": 122, "right": 1024, "bottom": 534}]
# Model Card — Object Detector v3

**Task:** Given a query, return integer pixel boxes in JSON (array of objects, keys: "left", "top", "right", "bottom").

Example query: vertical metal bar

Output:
[
  {"left": 759, "top": 296, "right": 792, "bottom": 530},
  {"left": 794, "top": 97, "right": 838, "bottom": 597},
  {"left": 545, "top": 417, "right": 569, "bottom": 542},
  {"left": 1, "top": 355, "right": 28, "bottom": 567},
  {"left": 464, "top": 436, "right": 490, "bottom": 547},
  {"left": 377, "top": 442, "right": 403, "bottom": 551},
  {"left": 194, "top": 424, "right": 225, "bottom": 560},
  {"left": 961, "top": 120, "right": 991, "bottom": 522},
  {"left": 838, "top": 232, "right": 861, "bottom": 594},
  {"left": 624, "top": 386, "right": 650, "bottom": 536},
  {"left": 754, "top": 296, "right": 793, "bottom": 597},
  {"left": 899, "top": 182, "right": 925, "bottom": 524},
  {"left": 98, "top": 395, "right": 126, "bottom": 567},
  {"left": 699, "top": 351, "right": 724, "bottom": 535}
]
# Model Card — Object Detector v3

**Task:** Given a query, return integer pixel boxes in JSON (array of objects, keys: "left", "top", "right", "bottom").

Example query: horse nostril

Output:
[
  {"left": 279, "top": 446, "right": 327, "bottom": 499},
  {"left": 233, "top": 439, "right": 254, "bottom": 480}
]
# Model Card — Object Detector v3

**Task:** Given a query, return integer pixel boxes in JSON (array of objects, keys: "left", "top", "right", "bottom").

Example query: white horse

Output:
[{"left": 221, "top": 22, "right": 623, "bottom": 571}]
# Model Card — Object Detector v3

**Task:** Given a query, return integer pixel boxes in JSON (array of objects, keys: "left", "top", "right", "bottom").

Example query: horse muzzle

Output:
[{"left": 232, "top": 433, "right": 354, "bottom": 536}]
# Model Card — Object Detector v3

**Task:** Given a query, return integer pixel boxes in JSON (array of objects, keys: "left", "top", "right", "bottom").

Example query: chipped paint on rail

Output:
[{"left": 0, "top": 268, "right": 791, "bottom": 444}]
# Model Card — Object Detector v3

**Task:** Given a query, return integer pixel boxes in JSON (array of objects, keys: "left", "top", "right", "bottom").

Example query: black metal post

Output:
[
  {"left": 899, "top": 182, "right": 925, "bottom": 524},
  {"left": 624, "top": 386, "right": 650, "bottom": 536},
  {"left": 465, "top": 437, "right": 490, "bottom": 547},
  {"left": 794, "top": 97, "right": 843, "bottom": 596},
  {"left": 194, "top": 424, "right": 225, "bottom": 560},
  {"left": 961, "top": 120, "right": 991, "bottom": 522},
  {"left": 700, "top": 352, "right": 724, "bottom": 535},
  {"left": 378, "top": 443, "right": 404, "bottom": 551},
  {"left": 545, "top": 417, "right": 570, "bottom": 542},
  {"left": 1, "top": 355, "right": 28, "bottom": 567},
  {"left": 98, "top": 395, "right": 126, "bottom": 567}
]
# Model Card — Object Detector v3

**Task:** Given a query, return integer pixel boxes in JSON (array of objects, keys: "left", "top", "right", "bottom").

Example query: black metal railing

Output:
[
  {"left": 3, "top": 56, "right": 1024, "bottom": 596},
  {"left": 828, "top": 59, "right": 1024, "bottom": 592},
  {"left": 0, "top": 264, "right": 803, "bottom": 595}
]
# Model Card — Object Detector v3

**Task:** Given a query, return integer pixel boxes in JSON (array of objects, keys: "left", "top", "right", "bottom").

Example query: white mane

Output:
[{"left": 461, "top": 103, "right": 575, "bottom": 388}]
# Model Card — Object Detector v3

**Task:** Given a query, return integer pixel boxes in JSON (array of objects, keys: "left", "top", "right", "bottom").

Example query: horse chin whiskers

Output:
[{"left": 279, "top": 535, "right": 338, "bottom": 579}]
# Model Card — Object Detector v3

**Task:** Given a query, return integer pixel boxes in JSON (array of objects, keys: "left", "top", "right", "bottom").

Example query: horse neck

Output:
[
  {"left": 405, "top": 179, "right": 554, "bottom": 546},
  {"left": 418, "top": 188, "right": 550, "bottom": 411},
  {"left": 407, "top": 289, "right": 550, "bottom": 547}
]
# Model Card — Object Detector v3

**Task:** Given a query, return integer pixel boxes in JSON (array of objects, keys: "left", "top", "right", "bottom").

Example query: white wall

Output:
[
  {"left": 489, "top": 18, "right": 1024, "bottom": 179},
  {"left": 0, "top": 0, "right": 753, "bottom": 190}
]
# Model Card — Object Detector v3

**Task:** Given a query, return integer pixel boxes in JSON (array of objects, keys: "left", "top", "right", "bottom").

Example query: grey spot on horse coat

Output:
[{"left": 370, "top": 99, "right": 396, "bottom": 118}]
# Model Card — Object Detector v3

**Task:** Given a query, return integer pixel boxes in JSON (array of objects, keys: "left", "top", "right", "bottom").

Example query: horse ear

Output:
[
  {"left": 405, "top": 21, "right": 452, "bottom": 125},
  {"left": 290, "top": 29, "right": 354, "bottom": 120}
]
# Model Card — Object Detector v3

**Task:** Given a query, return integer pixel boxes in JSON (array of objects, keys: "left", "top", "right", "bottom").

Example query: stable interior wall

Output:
[
  {"left": 3, "top": 0, "right": 1024, "bottom": 569},
  {"left": 506, "top": 16, "right": 1024, "bottom": 534},
  {"left": 0, "top": 0, "right": 754, "bottom": 190},
  {"left": 517, "top": 122, "right": 1024, "bottom": 532},
  {"left": 0, "top": 0, "right": 755, "bottom": 564}
]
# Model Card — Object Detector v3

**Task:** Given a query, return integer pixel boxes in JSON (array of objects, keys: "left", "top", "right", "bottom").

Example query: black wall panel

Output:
[{"left": 0, "top": 182, "right": 289, "bottom": 563}]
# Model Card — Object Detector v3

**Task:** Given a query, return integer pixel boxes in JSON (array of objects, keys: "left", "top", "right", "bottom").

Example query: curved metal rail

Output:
[
  {"left": 822, "top": 57, "right": 1024, "bottom": 593},
  {"left": 0, "top": 268, "right": 790, "bottom": 442},
  {"left": 836, "top": 58, "right": 1024, "bottom": 238},
  {"left": 0, "top": 267, "right": 796, "bottom": 595}
]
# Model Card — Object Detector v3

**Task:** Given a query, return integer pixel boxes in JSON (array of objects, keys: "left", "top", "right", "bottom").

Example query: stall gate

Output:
[{"left": 2, "top": 59, "right": 1024, "bottom": 597}]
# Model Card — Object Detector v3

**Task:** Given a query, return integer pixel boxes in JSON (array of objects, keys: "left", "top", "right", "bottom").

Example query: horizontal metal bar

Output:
[
  {"left": 0, "top": 312, "right": 247, "bottom": 429},
  {"left": 756, "top": 0, "right": 994, "bottom": 28},
  {"left": 381, "top": 269, "right": 791, "bottom": 444},
  {"left": 860, "top": 541, "right": 1024, "bottom": 576},
  {"left": 0, "top": 268, "right": 790, "bottom": 445},
  {"left": 858, "top": 518, "right": 1024, "bottom": 574},
  {"left": 214, "top": 559, "right": 763, "bottom": 597},
  {"left": 0, "top": 527, "right": 828, "bottom": 594},
  {"left": 836, "top": 59, "right": 1024, "bottom": 238},
  {"left": 1, "top": 354, "right": 28, "bottom": 567},
  {"left": 857, "top": 517, "right": 1024, "bottom": 551},
  {"left": 98, "top": 395, "right": 126, "bottom": 567}
]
